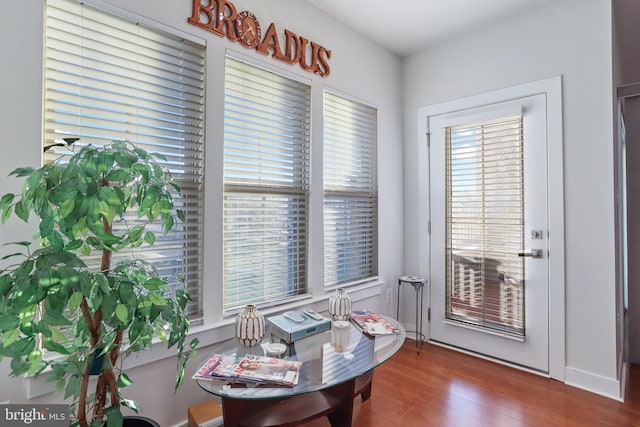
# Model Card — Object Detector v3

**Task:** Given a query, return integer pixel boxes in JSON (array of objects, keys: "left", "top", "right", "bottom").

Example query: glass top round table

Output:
[{"left": 195, "top": 315, "right": 405, "bottom": 427}]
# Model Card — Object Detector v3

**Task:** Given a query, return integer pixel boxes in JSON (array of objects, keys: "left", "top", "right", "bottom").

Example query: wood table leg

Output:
[
  {"left": 354, "top": 371, "right": 374, "bottom": 402},
  {"left": 219, "top": 371, "right": 374, "bottom": 427},
  {"left": 325, "top": 379, "right": 356, "bottom": 427}
]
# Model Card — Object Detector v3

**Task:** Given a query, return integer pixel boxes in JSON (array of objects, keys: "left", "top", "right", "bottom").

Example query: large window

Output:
[
  {"left": 323, "top": 91, "right": 378, "bottom": 287},
  {"left": 223, "top": 57, "right": 311, "bottom": 311},
  {"left": 44, "top": 0, "right": 205, "bottom": 319}
]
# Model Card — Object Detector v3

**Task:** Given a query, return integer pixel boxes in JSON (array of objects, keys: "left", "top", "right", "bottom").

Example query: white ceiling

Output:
[{"left": 304, "top": 0, "right": 565, "bottom": 57}]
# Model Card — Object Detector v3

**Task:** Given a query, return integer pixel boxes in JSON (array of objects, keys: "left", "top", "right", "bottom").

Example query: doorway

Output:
[{"left": 417, "top": 77, "right": 565, "bottom": 379}]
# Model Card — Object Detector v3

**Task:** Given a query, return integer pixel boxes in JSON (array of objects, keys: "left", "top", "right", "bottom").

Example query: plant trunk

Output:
[{"left": 79, "top": 193, "right": 117, "bottom": 427}]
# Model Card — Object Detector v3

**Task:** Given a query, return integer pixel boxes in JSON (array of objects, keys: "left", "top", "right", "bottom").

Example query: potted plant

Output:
[{"left": 0, "top": 140, "right": 199, "bottom": 427}]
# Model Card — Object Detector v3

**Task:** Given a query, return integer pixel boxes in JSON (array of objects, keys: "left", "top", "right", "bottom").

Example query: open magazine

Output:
[
  {"left": 351, "top": 310, "right": 401, "bottom": 336},
  {"left": 192, "top": 353, "right": 302, "bottom": 386}
]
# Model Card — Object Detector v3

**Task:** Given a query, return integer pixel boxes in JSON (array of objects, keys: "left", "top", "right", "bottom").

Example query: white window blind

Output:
[
  {"left": 445, "top": 115, "right": 524, "bottom": 337},
  {"left": 323, "top": 91, "right": 378, "bottom": 287},
  {"left": 44, "top": 0, "right": 205, "bottom": 319},
  {"left": 223, "top": 57, "right": 311, "bottom": 311}
]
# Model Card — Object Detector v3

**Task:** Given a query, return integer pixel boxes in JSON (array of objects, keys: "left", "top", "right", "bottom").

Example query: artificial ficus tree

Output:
[{"left": 0, "top": 141, "right": 198, "bottom": 427}]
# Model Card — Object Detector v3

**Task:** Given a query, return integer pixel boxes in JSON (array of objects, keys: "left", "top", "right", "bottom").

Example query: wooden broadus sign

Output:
[{"left": 188, "top": 0, "right": 332, "bottom": 77}]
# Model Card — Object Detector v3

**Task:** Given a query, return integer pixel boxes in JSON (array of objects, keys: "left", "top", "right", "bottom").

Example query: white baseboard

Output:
[
  {"left": 201, "top": 416, "right": 223, "bottom": 427},
  {"left": 564, "top": 366, "right": 623, "bottom": 401}
]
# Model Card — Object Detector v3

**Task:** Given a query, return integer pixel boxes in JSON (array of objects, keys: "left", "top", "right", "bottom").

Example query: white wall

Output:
[
  {"left": 403, "top": 0, "right": 621, "bottom": 398},
  {"left": 0, "top": 0, "right": 403, "bottom": 425}
]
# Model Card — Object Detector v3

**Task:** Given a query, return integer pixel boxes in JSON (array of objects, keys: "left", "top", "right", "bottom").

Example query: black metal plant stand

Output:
[{"left": 397, "top": 275, "right": 427, "bottom": 354}]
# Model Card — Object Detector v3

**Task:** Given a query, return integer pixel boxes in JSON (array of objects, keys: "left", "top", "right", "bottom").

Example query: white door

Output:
[{"left": 428, "top": 94, "right": 549, "bottom": 373}]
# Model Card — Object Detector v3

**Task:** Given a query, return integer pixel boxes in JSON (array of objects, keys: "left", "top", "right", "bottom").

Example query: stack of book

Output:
[
  {"left": 192, "top": 353, "right": 302, "bottom": 387},
  {"left": 350, "top": 309, "right": 401, "bottom": 336}
]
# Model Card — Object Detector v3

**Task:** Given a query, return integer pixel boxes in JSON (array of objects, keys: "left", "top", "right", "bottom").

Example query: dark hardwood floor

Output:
[{"left": 308, "top": 342, "right": 640, "bottom": 427}]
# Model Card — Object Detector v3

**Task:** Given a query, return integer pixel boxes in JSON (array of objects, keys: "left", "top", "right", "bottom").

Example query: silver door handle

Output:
[{"left": 518, "top": 249, "right": 543, "bottom": 258}]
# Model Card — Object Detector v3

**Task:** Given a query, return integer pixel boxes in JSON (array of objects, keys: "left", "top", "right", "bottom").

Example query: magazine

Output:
[
  {"left": 233, "top": 354, "right": 302, "bottom": 386},
  {"left": 350, "top": 310, "right": 401, "bottom": 336},
  {"left": 192, "top": 354, "right": 259, "bottom": 383},
  {"left": 192, "top": 353, "right": 302, "bottom": 386}
]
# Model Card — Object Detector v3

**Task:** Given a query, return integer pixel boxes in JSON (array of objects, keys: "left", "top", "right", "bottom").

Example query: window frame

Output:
[
  {"left": 322, "top": 88, "right": 379, "bottom": 289},
  {"left": 43, "top": 0, "right": 206, "bottom": 322},
  {"left": 222, "top": 53, "right": 312, "bottom": 312}
]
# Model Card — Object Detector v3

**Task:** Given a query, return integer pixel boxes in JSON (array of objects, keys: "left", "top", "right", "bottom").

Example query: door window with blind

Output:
[
  {"left": 445, "top": 115, "right": 524, "bottom": 337},
  {"left": 223, "top": 56, "right": 311, "bottom": 310},
  {"left": 44, "top": 0, "right": 205, "bottom": 319},
  {"left": 323, "top": 91, "right": 378, "bottom": 287}
]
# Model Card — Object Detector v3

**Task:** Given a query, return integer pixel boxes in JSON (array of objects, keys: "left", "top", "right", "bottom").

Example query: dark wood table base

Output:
[{"left": 221, "top": 371, "right": 374, "bottom": 427}]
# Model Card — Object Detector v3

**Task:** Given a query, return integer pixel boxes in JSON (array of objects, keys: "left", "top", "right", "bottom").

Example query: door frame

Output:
[{"left": 416, "top": 76, "right": 565, "bottom": 381}]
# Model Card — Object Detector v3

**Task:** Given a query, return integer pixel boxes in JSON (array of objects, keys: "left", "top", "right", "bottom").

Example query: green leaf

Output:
[
  {"left": 38, "top": 320, "right": 53, "bottom": 338},
  {"left": 155, "top": 326, "right": 167, "bottom": 342},
  {"left": 60, "top": 198, "right": 75, "bottom": 217},
  {"left": 7, "top": 357, "right": 28, "bottom": 376},
  {"left": 111, "top": 140, "right": 127, "bottom": 150},
  {"left": 148, "top": 292, "right": 168, "bottom": 306},
  {"left": 133, "top": 163, "right": 151, "bottom": 184},
  {"left": 4, "top": 241, "right": 31, "bottom": 247},
  {"left": 118, "top": 372, "right": 134, "bottom": 388},
  {"left": 0, "top": 314, "right": 20, "bottom": 331},
  {"left": 143, "top": 278, "right": 165, "bottom": 291},
  {"left": 39, "top": 216, "right": 54, "bottom": 238},
  {"left": 0, "top": 274, "right": 12, "bottom": 297},
  {"left": 129, "top": 319, "right": 144, "bottom": 343},
  {"left": 99, "top": 186, "right": 121, "bottom": 206},
  {"left": 9, "top": 337, "right": 36, "bottom": 356},
  {"left": 151, "top": 202, "right": 161, "bottom": 220},
  {"left": 9, "top": 167, "right": 35, "bottom": 177},
  {"left": 105, "top": 169, "right": 131, "bottom": 182},
  {"left": 143, "top": 231, "right": 156, "bottom": 245},
  {"left": 95, "top": 273, "right": 110, "bottom": 293},
  {"left": 128, "top": 225, "right": 144, "bottom": 243},
  {"left": 162, "top": 214, "right": 175, "bottom": 234},
  {"left": 57, "top": 266, "right": 81, "bottom": 287},
  {"left": 65, "top": 239, "right": 83, "bottom": 251},
  {"left": 2, "top": 328, "right": 20, "bottom": 348},
  {"left": 69, "top": 291, "right": 84, "bottom": 311},
  {"left": 118, "top": 282, "right": 136, "bottom": 307},
  {"left": 27, "top": 349, "right": 44, "bottom": 375},
  {"left": 0, "top": 193, "right": 14, "bottom": 208},
  {"left": 105, "top": 408, "right": 124, "bottom": 427},
  {"left": 2, "top": 205, "right": 12, "bottom": 224},
  {"left": 14, "top": 200, "right": 29, "bottom": 222},
  {"left": 48, "top": 230, "right": 64, "bottom": 250},
  {"left": 114, "top": 150, "right": 137, "bottom": 169},
  {"left": 19, "top": 320, "right": 37, "bottom": 335},
  {"left": 152, "top": 164, "right": 163, "bottom": 179},
  {"left": 43, "top": 310, "right": 73, "bottom": 327},
  {"left": 115, "top": 304, "right": 128, "bottom": 323},
  {"left": 64, "top": 374, "right": 80, "bottom": 400},
  {"left": 121, "top": 398, "right": 142, "bottom": 413},
  {"left": 39, "top": 269, "right": 60, "bottom": 288},
  {"left": 15, "top": 259, "right": 34, "bottom": 280},
  {"left": 150, "top": 152, "right": 167, "bottom": 161},
  {"left": 43, "top": 340, "right": 72, "bottom": 355}
]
